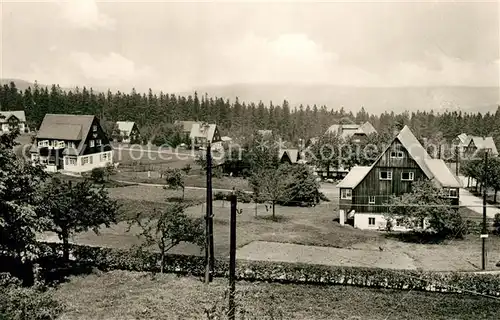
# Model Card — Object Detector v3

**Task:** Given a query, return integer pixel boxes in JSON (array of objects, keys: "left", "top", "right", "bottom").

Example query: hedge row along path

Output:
[{"left": 38, "top": 242, "right": 500, "bottom": 298}]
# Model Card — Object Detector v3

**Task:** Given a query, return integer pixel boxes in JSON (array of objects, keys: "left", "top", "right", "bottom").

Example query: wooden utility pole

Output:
[
  {"left": 455, "top": 146, "right": 459, "bottom": 177},
  {"left": 205, "top": 141, "right": 215, "bottom": 283},
  {"left": 481, "top": 149, "right": 489, "bottom": 270},
  {"left": 228, "top": 192, "right": 237, "bottom": 320}
]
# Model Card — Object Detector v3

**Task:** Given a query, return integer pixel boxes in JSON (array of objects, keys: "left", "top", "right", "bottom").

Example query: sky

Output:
[{"left": 0, "top": 0, "right": 499, "bottom": 92}]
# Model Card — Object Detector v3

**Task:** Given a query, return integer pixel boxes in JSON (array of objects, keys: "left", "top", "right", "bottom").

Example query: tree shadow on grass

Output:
[{"left": 383, "top": 231, "right": 450, "bottom": 244}]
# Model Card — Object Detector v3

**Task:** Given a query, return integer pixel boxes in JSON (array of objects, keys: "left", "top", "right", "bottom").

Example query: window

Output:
[
  {"left": 368, "top": 217, "right": 375, "bottom": 225},
  {"left": 49, "top": 140, "right": 56, "bottom": 147},
  {"left": 390, "top": 151, "right": 404, "bottom": 158},
  {"left": 81, "top": 157, "right": 89, "bottom": 165},
  {"left": 340, "top": 189, "right": 352, "bottom": 200},
  {"left": 96, "top": 139, "right": 102, "bottom": 146},
  {"left": 401, "top": 172, "right": 414, "bottom": 181},
  {"left": 57, "top": 141, "right": 65, "bottom": 148},
  {"left": 368, "top": 196, "right": 376, "bottom": 204},
  {"left": 68, "top": 142, "right": 76, "bottom": 149},
  {"left": 90, "top": 140, "right": 95, "bottom": 147},
  {"left": 448, "top": 188, "right": 458, "bottom": 198},
  {"left": 89, "top": 155, "right": 93, "bottom": 164},
  {"left": 379, "top": 170, "right": 392, "bottom": 180},
  {"left": 100, "top": 152, "right": 109, "bottom": 161},
  {"left": 38, "top": 140, "right": 48, "bottom": 147},
  {"left": 93, "top": 125, "right": 97, "bottom": 132},
  {"left": 396, "top": 218, "right": 404, "bottom": 227}
]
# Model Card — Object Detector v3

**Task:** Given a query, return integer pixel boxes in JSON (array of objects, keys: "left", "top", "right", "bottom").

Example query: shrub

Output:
[
  {"left": 235, "top": 189, "right": 252, "bottom": 203},
  {"left": 181, "top": 163, "right": 192, "bottom": 175},
  {"left": 213, "top": 190, "right": 251, "bottom": 203},
  {"left": 0, "top": 273, "right": 61, "bottom": 320},
  {"left": 90, "top": 167, "right": 105, "bottom": 183},
  {"left": 214, "top": 191, "right": 228, "bottom": 201},
  {"left": 493, "top": 214, "right": 500, "bottom": 235},
  {"left": 36, "top": 242, "right": 500, "bottom": 297}
]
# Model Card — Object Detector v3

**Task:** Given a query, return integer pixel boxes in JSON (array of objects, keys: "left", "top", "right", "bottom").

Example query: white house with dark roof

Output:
[
  {"left": 0, "top": 111, "right": 27, "bottom": 133},
  {"left": 337, "top": 125, "right": 461, "bottom": 231},
  {"left": 116, "top": 121, "right": 141, "bottom": 143},
  {"left": 30, "top": 114, "right": 113, "bottom": 173}
]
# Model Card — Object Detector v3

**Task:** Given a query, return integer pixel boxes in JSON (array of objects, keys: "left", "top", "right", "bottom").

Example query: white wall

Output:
[
  {"left": 1, "top": 122, "right": 25, "bottom": 132},
  {"left": 354, "top": 213, "right": 414, "bottom": 232},
  {"left": 63, "top": 151, "right": 113, "bottom": 173}
]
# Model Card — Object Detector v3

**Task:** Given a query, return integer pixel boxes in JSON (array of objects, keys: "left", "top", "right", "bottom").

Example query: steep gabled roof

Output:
[
  {"left": 325, "top": 121, "right": 377, "bottom": 139},
  {"left": 34, "top": 114, "right": 100, "bottom": 156},
  {"left": 279, "top": 149, "right": 300, "bottom": 164},
  {"left": 189, "top": 123, "right": 219, "bottom": 142},
  {"left": 457, "top": 133, "right": 469, "bottom": 146},
  {"left": 174, "top": 120, "right": 198, "bottom": 133},
  {"left": 396, "top": 125, "right": 433, "bottom": 178},
  {"left": 337, "top": 125, "right": 460, "bottom": 189},
  {"left": 424, "top": 159, "right": 462, "bottom": 188},
  {"left": 468, "top": 136, "right": 498, "bottom": 156},
  {"left": 116, "top": 121, "right": 136, "bottom": 134},
  {"left": 0, "top": 111, "right": 26, "bottom": 123},
  {"left": 336, "top": 166, "right": 372, "bottom": 188},
  {"left": 37, "top": 114, "right": 95, "bottom": 140},
  {"left": 359, "top": 121, "right": 377, "bottom": 135}
]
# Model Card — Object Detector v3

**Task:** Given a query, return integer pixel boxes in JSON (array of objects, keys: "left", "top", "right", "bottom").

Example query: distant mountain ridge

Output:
[
  {"left": 183, "top": 84, "right": 500, "bottom": 115},
  {"left": 0, "top": 79, "right": 102, "bottom": 94},
  {"left": 2, "top": 79, "right": 498, "bottom": 114}
]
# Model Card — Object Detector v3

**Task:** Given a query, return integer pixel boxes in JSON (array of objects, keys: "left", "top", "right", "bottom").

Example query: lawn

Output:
[
  {"left": 54, "top": 270, "right": 500, "bottom": 320},
  {"left": 113, "top": 170, "right": 252, "bottom": 191},
  {"left": 41, "top": 183, "right": 500, "bottom": 272}
]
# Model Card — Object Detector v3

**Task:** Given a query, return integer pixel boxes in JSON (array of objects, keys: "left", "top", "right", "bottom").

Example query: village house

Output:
[
  {"left": 116, "top": 121, "right": 141, "bottom": 144},
  {"left": 30, "top": 114, "right": 113, "bottom": 173},
  {"left": 278, "top": 149, "right": 307, "bottom": 165},
  {"left": 174, "top": 120, "right": 199, "bottom": 138},
  {"left": 325, "top": 121, "right": 377, "bottom": 143},
  {"left": 462, "top": 135, "right": 498, "bottom": 158},
  {"left": 337, "top": 125, "right": 461, "bottom": 231},
  {"left": 0, "top": 111, "right": 28, "bottom": 133},
  {"left": 189, "top": 122, "right": 222, "bottom": 150}
]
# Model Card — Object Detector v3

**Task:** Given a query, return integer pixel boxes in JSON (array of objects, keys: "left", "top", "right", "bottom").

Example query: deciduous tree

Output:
[
  {"left": 385, "top": 181, "right": 465, "bottom": 239},
  {"left": 40, "top": 178, "right": 118, "bottom": 261},
  {"left": 0, "top": 130, "right": 47, "bottom": 284},
  {"left": 163, "top": 168, "right": 185, "bottom": 200},
  {"left": 130, "top": 203, "right": 204, "bottom": 273}
]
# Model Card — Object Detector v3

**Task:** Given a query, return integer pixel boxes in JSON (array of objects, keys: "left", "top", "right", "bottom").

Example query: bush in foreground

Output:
[{"left": 0, "top": 274, "right": 61, "bottom": 320}]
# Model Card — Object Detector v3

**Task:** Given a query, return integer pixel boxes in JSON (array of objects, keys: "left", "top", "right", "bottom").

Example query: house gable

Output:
[
  {"left": 6, "top": 114, "right": 19, "bottom": 123},
  {"left": 352, "top": 139, "right": 428, "bottom": 210},
  {"left": 80, "top": 117, "right": 112, "bottom": 156},
  {"left": 212, "top": 126, "right": 221, "bottom": 142}
]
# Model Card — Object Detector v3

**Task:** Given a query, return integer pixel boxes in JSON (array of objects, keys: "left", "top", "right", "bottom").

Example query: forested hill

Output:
[
  {"left": 0, "top": 80, "right": 499, "bottom": 147},
  {"left": 183, "top": 84, "right": 500, "bottom": 115}
]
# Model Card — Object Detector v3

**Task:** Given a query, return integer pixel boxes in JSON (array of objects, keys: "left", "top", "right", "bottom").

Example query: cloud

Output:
[
  {"left": 215, "top": 33, "right": 338, "bottom": 84},
  {"left": 69, "top": 52, "right": 156, "bottom": 88},
  {"left": 60, "top": 0, "right": 115, "bottom": 30},
  {"left": 385, "top": 52, "right": 499, "bottom": 87},
  {"left": 213, "top": 32, "right": 381, "bottom": 86}
]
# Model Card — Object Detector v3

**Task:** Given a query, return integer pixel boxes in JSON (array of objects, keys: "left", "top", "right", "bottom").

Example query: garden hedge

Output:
[{"left": 37, "top": 242, "right": 500, "bottom": 296}]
